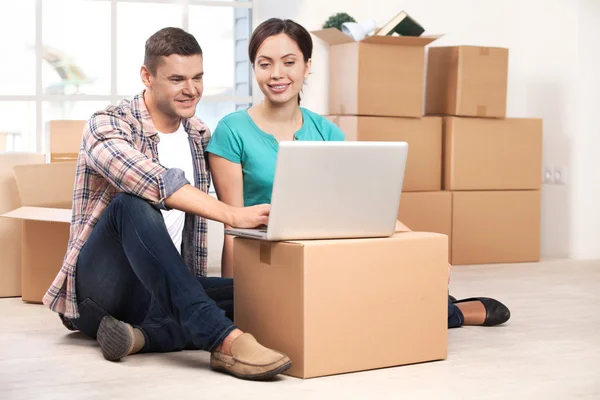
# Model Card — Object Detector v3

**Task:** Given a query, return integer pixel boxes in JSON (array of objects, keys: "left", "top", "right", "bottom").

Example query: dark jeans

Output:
[
  {"left": 65, "top": 193, "right": 464, "bottom": 349},
  {"left": 448, "top": 298, "right": 464, "bottom": 328},
  {"left": 68, "top": 193, "right": 235, "bottom": 353}
]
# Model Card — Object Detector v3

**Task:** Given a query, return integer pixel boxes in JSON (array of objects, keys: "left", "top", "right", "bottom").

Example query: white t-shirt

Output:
[{"left": 157, "top": 123, "right": 195, "bottom": 254}]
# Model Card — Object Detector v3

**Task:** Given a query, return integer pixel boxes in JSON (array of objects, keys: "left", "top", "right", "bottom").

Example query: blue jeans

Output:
[
  {"left": 448, "top": 298, "right": 464, "bottom": 328},
  {"left": 68, "top": 193, "right": 235, "bottom": 353},
  {"left": 65, "top": 193, "right": 463, "bottom": 346}
]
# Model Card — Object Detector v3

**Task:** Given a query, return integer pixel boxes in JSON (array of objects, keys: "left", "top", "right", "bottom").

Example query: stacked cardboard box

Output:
[
  {"left": 401, "top": 46, "right": 542, "bottom": 265},
  {"left": 232, "top": 29, "right": 450, "bottom": 379},
  {"left": 46, "top": 120, "right": 86, "bottom": 162},
  {"left": 321, "top": 39, "right": 542, "bottom": 265},
  {"left": 314, "top": 28, "right": 444, "bottom": 194},
  {"left": 316, "top": 28, "right": 450, "bottom": 263},
  {"left": 0, "top": 120, "right": 83, "bottom": 300}
]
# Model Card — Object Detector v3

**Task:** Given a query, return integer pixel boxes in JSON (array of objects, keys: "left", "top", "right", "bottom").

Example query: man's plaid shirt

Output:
[{"left": 43, "top": 91, "right": 212, "bottom": 319}]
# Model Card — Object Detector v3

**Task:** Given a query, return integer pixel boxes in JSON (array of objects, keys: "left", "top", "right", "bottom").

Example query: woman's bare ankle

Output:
[{"left": 456, "top": 300, "right": 486, "bottom": 325}]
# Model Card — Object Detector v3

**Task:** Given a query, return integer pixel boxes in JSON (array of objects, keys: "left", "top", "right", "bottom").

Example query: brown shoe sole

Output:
[{"left": 211, "top": 358, "right": 292, "bottom": 381}]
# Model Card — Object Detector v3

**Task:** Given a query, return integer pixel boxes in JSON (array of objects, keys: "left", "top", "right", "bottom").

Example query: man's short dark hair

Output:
[{"left": 144, "top": 27, "right": 203, "bottom": 75}]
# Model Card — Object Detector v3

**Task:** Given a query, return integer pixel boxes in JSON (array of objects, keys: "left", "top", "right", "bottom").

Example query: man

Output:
[{"left": 45, "top": 27, "right": 291, "bottom": 381}]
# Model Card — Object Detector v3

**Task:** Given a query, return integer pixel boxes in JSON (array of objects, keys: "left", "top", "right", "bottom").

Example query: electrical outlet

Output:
[
  {"left": 554, "top": 166, "right": 568, "bottom": 185},
  {"left": 543, "top": 166, "right": 554, "bottom": 184}
]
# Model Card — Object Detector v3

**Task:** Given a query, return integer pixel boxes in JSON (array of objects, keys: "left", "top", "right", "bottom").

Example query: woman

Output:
[{"left": 206, "top": 18, "right": 509, "bottom": 328}]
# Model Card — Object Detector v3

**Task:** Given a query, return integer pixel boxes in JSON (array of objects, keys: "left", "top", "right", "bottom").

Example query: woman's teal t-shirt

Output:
[{"left": 206, "top": 107, "right": 345, "bottom": 206}]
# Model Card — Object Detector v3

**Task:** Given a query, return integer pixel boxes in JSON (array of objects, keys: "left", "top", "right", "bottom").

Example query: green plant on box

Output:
[{"left": 322, "top": 13, "right": 356, "bottom": 31}]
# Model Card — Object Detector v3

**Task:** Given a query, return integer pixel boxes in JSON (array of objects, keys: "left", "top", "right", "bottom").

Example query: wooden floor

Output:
[{"left": 2, "top": 258, "right": 600, "bottom": 399}]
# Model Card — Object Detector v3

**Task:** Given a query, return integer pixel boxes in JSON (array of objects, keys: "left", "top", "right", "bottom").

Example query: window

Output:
[
  {"left": 0, "top": 0, "right": 36, "bottom": 96},
  {"left": 0, "top": 0, "right": 253, "bottom": 153},
  {"left": 43, "top": 0, "right": 112, "bottom": 95},
  {"left": 117, "top": 2, "right": 183, "bottom": 96},
  {"left": 0, "top": 102, "right": 36, "bottom": 152}
]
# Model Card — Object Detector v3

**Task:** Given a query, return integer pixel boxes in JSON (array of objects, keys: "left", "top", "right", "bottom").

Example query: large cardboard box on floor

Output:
[
  {"left": 46, "top": 120, "right": 85, "bottom": 163},
  {"left": 0, "top": 153, "right": 46, "bottom": 297},
  {"left": 398, "top": 191, "right": 452, "bottom": 260},
  {"left": 443, "top": 117, "right": 543, "bottom": 190},
  {"left": 233, "top": 230, "right": 448, "bottom": 379},
  {"left": 451, "top": 190, "right": 541, "bottom": 265},
  {"left": 312, "top": 29, "right": 440, "bottom": 117},
  {"left": 426, "top": 46, "right": 509, "bottom": 118},
  {"left": 1, "top": 162, "right": 76, "bottom": 303},
  {"left": 330, "top": 115, "right": 442, "bottom": 191}
]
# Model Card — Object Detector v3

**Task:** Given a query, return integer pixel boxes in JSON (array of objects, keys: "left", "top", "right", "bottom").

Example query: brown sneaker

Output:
[{"left": 210, "top": 333, "right": 292, "bottom": 380}]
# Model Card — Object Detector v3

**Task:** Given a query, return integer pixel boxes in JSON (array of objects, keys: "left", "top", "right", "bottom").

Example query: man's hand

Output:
[{"left": 229, "top": 204, "right": 270, "bottom": 228}]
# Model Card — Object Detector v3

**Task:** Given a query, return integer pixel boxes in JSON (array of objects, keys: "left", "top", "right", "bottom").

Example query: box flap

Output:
[
  {"left": 363, "top": 34, "right": 442, "bottom": 46},
  {"left": 13, "top": 162, "right": 76, "bottom": 208},
  {"left": 2, "top": 206, "right": 72, "bottom": 223},
  {"left": 312, "top": 28, "right": 443, "bottom": 47},
  {"left": 0, "top": 153, "right": 46, "bottom": 212},
  {"left": 311, "top": 28, "right": 355, "bottom": 45}
]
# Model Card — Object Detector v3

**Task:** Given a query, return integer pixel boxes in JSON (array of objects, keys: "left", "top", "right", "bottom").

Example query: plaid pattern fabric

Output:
[{"left": 43, "top": 91, "right": 211, "bottom": 319}]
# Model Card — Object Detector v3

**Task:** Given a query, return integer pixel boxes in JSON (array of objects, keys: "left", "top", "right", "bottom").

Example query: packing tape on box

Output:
[
  {"left": 50, "top": 153, "right": 79, "bottom": 163},
  {"left": 476, "top": 105, "right": 487, "bottom": 117},
  {"left": 260, "top": 242, "right": 272, "bottom": 265},
  {"left": 480, "top": 47, "right": 490, "bottom": 56}
]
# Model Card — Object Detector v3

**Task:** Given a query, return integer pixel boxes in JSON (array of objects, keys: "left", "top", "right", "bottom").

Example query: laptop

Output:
[{"left": 225, "top": 140, "right": 408, "bottom": 241}]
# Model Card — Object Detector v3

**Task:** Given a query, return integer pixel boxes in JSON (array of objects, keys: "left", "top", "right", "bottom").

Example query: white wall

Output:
[
  {"left": 572, "top": 0, "right": 600, "bottom": 259},
  {"left": 252, "top": 0, "right": 600, "bottom": 260}
]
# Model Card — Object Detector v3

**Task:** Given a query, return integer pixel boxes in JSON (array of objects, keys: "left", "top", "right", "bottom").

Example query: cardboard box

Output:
[
  {"left": 46, "top": 120, "right": 85, "bottom": 163},
  {"left": 395, "top": 190, "right": 540, "bottom": 265},
  {"left": 332, "top": 115, "right": 442, "bottom": 191},
  {"left": 312, "top": 29, "right": 440, "bottom": 117},
  {"left": 398, "top": 191, "right": 452, "bottom": 260},
  {"left": 0, "top": 153, "right": 46, "bottom": 297},
  {"left": 233, "top": 231, "right": 449, "bottom": 379},
  {"left": 451, "top": 191, "right": 541, "bottom": 265},
  {"left": 1, "top": 162, "right": 76, "bottom": 303},
  {"left": 443, "top": 117, "right": 543, "bottom": 190},
  {"left": 426, "top": 46, "right": 509, "bottom": 118}
]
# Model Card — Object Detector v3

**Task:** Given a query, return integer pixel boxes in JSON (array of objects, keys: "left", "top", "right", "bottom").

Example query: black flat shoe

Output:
[{"left": 453, "top": 297, "right": 511, "bottom": 326}]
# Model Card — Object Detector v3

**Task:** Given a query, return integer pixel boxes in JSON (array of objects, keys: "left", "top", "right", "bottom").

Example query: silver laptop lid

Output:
[{"left": 264, "top": 141, "right": 408, "bottom": 241}]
